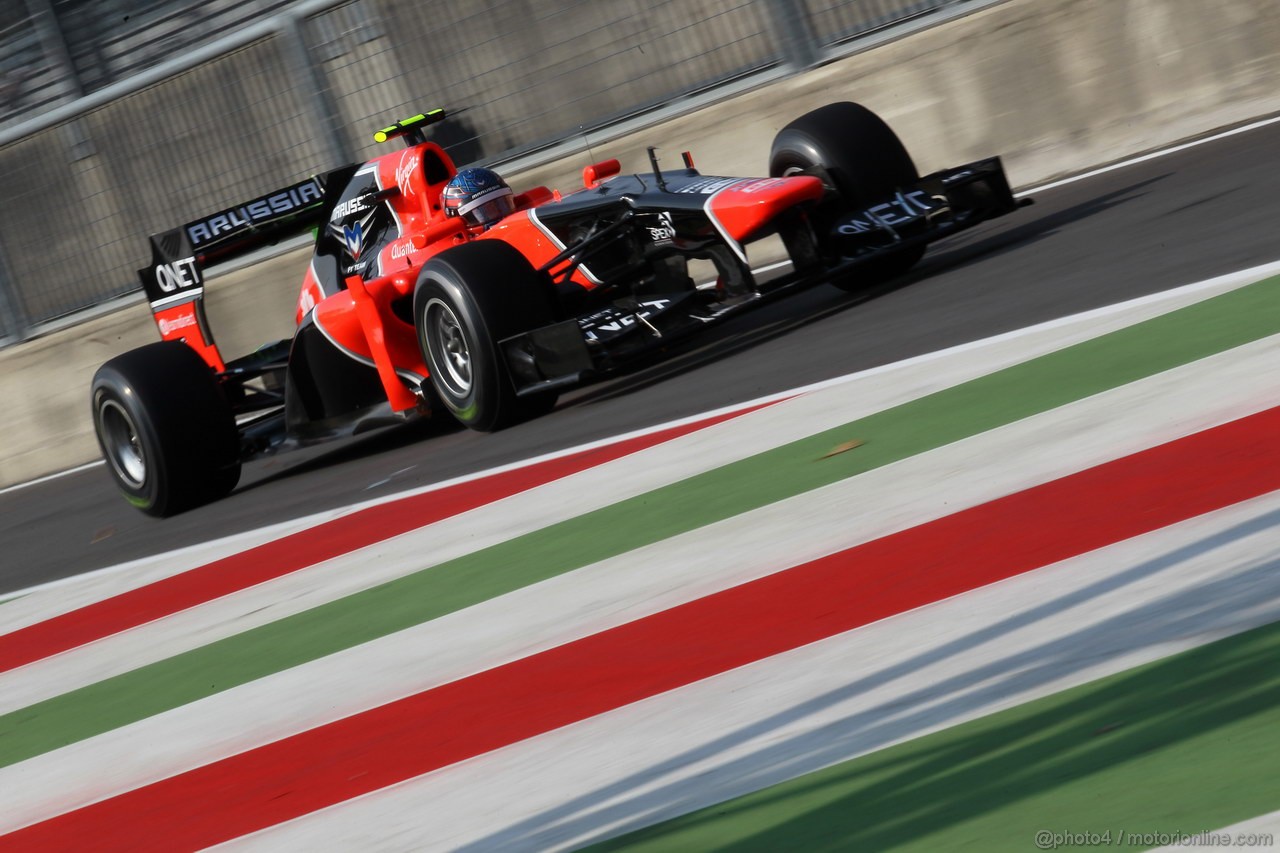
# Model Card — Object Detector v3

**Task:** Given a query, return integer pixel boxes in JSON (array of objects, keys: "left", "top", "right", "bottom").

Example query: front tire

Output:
[
  {"left": 91, "top": 341, "right": 241, "bottom": 516},
  {"left": 414, "top": 241, "right": 559, "bottom": 432},
  {"left": 770, "top": 101, "right": 926, "bottom": 289}
]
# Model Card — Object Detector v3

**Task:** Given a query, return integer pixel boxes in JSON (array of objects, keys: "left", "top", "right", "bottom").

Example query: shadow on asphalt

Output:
[{"left": 923, "top": 174, "right": 1172, "bottom": 277}]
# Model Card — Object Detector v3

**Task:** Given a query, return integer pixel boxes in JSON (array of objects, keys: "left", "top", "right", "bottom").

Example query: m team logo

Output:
[{"left": 337, "top": 220, "right": 367, "bottom": 260}]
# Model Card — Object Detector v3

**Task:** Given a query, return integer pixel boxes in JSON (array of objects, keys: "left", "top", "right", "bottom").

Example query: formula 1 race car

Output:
[{"left": 91, "top": 103, "right": 1028, "bottom": 515}]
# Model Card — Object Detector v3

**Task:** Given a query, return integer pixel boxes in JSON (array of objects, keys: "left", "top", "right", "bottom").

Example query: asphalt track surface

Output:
[{"left": 4, "top": 118, "right": 1279, "bottom": 595}]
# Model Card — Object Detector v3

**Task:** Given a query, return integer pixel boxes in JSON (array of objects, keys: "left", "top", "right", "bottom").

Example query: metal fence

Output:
[{"left": 0, "top": 0, "right": 963, "bottom": 344}]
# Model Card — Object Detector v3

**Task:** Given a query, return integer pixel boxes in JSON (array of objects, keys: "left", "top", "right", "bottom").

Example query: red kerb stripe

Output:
[
  {"left": 0, "top": 405, "right": 773, "bottom": 673},
  {"left": 8, "top": 406, "right": 1279, "bottom": 849}
]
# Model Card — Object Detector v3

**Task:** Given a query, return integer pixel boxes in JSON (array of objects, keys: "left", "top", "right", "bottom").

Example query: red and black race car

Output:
[{"left": 91, "top": 102, "right": 1028, "bottom": 516}]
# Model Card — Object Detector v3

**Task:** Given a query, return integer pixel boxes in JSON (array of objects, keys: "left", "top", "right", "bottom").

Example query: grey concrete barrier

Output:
[{"left": 2, "top": 0, "right": 1278, "bottom": 488}]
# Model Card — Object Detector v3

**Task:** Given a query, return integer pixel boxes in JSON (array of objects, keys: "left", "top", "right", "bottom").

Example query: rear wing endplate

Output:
[{"left": 136, "top": 175, "right": 330, "bottom": 371}]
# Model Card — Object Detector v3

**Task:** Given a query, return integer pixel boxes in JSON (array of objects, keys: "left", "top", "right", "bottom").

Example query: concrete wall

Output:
[
  {"left": 1, "top": 0, "right": 786, "bottom": 333},
  {"left": 3, "top": 0, "right": 1278, "bottom": 488},
  {"left": 518, "top": 0, "right": 1280, "bottom": 189}
]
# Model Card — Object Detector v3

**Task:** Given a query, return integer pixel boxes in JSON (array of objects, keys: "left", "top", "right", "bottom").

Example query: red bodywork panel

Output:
[
  {"left": 344, "top": 274, "right": 421, "bottom": 412},
  {"left": 298, "top": 153, "right": 819, "bottom": 412},
  {"left": 304, "top": 142, "right": 463, "bottom": 411},
  {"left": 705, "top": 177, "right": 824, "bottom": 247},
  {"left": 152, "top": 299, "right": 225, "bottom": 373},
  {"left": 479, "top": 210, "right": 599, "bottom": 289},
  {"left": 301, "top": 143, "right": 587, "bottom": 410}
]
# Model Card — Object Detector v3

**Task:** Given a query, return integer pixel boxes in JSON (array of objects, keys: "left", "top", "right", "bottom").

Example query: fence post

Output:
[
  {"left": 764, "top": 0, "right": 822, "bottom": 70},
  {"left": 278, "top": 12, "right": 353, "bottom": 168},
  {"left": 22, "top": 0, "right": 84, "bottom": 100},
  {"left": 0, "top": 238, "right": 30, "bottom": 343}
]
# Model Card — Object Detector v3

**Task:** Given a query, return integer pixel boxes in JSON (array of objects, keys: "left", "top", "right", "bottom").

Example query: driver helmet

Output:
[{"left": 442, "top": 167, "right": 515, "bottom": 229}]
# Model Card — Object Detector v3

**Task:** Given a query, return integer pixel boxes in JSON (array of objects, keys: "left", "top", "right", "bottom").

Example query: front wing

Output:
[{"left": 501, "top": 156, "right": 1026, "bottom": 395}]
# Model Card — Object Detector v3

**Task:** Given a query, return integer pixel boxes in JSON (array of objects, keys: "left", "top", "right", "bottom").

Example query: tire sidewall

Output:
[
  {"left": 768, "top": 101, "right": 918, "bottom": 210},
  {"left": 769, "top": 101, "right": 926, "bottom": 287},
  {"left": 91, "top": 370, "right": 167, "bottom": 511},
  {"left": 415, "top": 272, "right": 503, "bottom": 430},
  {"left": 414, "top": 241, "right": 559, "bottom": 432},
  {"left": 90, "top": 341, "right": 240, "bottom": 516}
]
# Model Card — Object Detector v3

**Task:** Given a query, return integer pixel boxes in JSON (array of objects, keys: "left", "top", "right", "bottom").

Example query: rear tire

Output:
[
  {"left": 769, "top": 101, "right": 926, "bottom": 289},
  {"left": 414, "top": 241, "right": 559, "bottom": 432},
  {"left": 91, "top": 341, "right": 241, "bottom": 516}
]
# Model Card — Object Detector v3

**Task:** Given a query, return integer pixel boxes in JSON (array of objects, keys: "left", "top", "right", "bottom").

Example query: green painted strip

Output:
[
  {"left": 592, "top": 618, "right": 1280, "bottom": 852},
  {"left": 4, "top": 277, "right": 1279, "bottom": 767}
]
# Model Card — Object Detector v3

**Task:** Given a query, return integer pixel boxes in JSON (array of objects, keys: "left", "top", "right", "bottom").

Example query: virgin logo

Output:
[{"left": 396, "top": 152, "right": 421, "bottom": 196}]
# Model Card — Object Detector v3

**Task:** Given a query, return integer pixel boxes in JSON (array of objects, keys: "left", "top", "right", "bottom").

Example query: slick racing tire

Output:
[
  {"left": 90, "top": 341, "right": 241, "bottom": 517},
  {"left": 769, "top": 101, "right": 926, "bottom": 290},
  {"left": 414, "top": 240, "right": 559, "bottom": 432}
]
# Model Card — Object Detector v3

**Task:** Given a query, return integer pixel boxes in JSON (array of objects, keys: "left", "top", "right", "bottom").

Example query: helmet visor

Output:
[{"left": 463, "top": 194, "right": 516, "bottom": 227}]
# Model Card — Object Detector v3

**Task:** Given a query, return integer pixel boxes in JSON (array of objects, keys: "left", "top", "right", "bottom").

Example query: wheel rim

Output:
[
  {"left": 99, "top": 397, "right": 146, "bottom": 488},
  {"left": 424, "top": 297, "right": 472, "bottom": 397}
]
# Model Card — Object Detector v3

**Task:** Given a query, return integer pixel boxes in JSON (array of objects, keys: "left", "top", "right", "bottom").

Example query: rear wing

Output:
[{"left": 136, "top": 173, "right": 342, "bottom": 371}]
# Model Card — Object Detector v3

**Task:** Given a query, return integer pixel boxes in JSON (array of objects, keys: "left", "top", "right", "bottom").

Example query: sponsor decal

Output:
[
  {"left": 331, "top": 195, "right": 373, "bottom": 223},
  {"left": 647, "top": 211, "right": 676, "bottom": 242},
  {"left": 579, "top": 298, "right": 671, "bottom": 342},
  {"left": 396, "top": 151, "right": 420, "bottom": 197},
  {"left": 837, "top": 189, "right": 939, "bottom": 234},
  {"left": 338, "top": 220, "right": 366, "bottom": 260},
  {"left": 675, "top": 176, "right": 738, "bottom": 195},
  {"left": 327, "top": 162, "right": 394, "bottom": 263},
  {"left": 342, "top": 258, "right": 371, "bottom": 276},
  {"left": 391, "top": 240, "right": 415, "bottom": 260},
  {"left": 186, "top": 179, "right": 323, "bottom": 248},
  {"left": 329, "top": 194, "right": 381, "bottom": 261},
  {"left": 157, "top": 313, "right": 197, "bottom": 336},
  {"left": 297, "top": 281, "right": 321, "bottom": 320},
  {"left": 729, "top": 178, "right": 786, "bottom": 194},
  {"left": 153, "top": 256, "right": 200, "bottom": 294}
]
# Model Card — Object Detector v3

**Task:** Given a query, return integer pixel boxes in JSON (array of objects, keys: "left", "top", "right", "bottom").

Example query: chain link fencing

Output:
[{"left": 0, "top": 0, "right": 964, "bottom": 344}]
